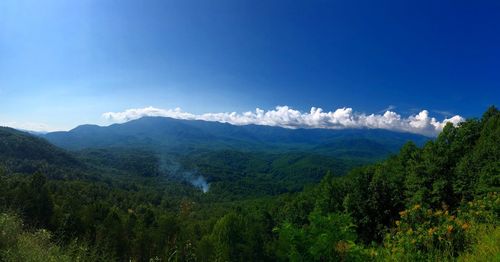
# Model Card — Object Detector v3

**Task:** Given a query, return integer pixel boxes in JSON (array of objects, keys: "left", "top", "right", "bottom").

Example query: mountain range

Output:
[
  {"left": 43, "top": 116, "right": 429, "bottom": 160},
  {"left": 1, "top": 117, "right": 431, "bottom": 195}
]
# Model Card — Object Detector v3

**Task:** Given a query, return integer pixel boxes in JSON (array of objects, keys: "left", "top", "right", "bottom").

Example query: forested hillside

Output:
[
  {"left": 0, "top": 107, "right": 498, "bottom": 261},
  {"left": 0, "top": 127, "right": 81, "bottom": 175},
  {"left": 43, "top": 116, "right": 429, "bottom": 159}
]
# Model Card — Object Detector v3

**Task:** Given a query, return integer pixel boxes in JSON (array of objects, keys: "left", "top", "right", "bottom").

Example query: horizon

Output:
[
  {"left": 0, "top": 2, "right": 499, "bottom": 260},
  {"left": 3, "top": 105, "right": 468, "bottom": 137},
  {"left": 1, "top": 0, "right": 499, "bottom": 133}
]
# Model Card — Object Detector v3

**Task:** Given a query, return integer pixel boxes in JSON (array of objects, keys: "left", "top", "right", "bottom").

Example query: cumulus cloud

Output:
[{"left": 102, "top": 106, "right": 464, "bottom": 136}]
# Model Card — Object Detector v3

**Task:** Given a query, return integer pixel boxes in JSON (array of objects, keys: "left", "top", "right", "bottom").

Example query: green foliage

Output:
[
  {"left": 0, "top": 127, "right": 81, "bottom": 176},
  {"left": 381, "top": 192, "right": 499, "bottom": 261},
  {"left": 201, "top": 210, "right": 268, "bottom": 262},
  {"left": 180, "top": 150, "right": 361, "bottom": 197},
  {"left": 0, "top": 106, "right": 498, "bottom": 261},
  {"left": 77, "top": 148, "right": 161, "bottom": 177},
  {"left": 276, "top": 211, "right": 369, "bottom": 261},
  {"left": 457, "top": 225, "right": 500, "bottom": 262},
  {"left": 383, "top": 205, "right": 471, "bottom": 260},
  {"left": 0, "top": 212, "right": 109, "bottom": 261}
]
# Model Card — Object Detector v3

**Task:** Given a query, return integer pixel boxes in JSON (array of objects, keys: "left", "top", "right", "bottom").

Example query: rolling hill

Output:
[
  {"left": 43, "top": 116, "right": 430, "bottom": 159},
  {"left": 0, "top": 126, "right": 81, "bottom": 174}
]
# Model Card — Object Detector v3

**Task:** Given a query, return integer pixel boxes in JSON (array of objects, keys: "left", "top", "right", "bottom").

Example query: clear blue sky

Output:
[{"left": 1, "top": 0, "right": 499, "bottom": 131}]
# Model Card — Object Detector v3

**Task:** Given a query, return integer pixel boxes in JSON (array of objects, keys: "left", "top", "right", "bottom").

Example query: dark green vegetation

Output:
[
  {"left": 43, "top": 117, "right": 429, "bottom": 197},
  {"left": 0, "top": 127, "right": 81, "bottom": 174},
  {"left": 179, "top": 150, "right": 360, "bottom": 196},
  {"left": 0, "top": 107, "right": 498, "bottom": 261},
  {"left": 43, "top": 116, "right": 428, "bottom": 159}
]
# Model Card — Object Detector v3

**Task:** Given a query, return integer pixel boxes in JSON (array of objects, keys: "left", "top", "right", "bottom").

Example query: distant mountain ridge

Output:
[
  {"left": 0, "top": 126, "right": 81, "bottom": 174},
  {"left": 43, "top": 117, "right": 430, "bottom": 159}
]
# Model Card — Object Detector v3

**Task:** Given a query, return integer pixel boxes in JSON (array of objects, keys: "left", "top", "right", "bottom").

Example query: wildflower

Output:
[
  {"left": 461, "top": 223, "right": 470, "bottom": 230},
  {"left": 395, "top": 220, "right": 400, "bottom": 226},
  {"left": 399, "top": 210, "right": 408, "bottom": 217},
  {"left": 335, "top": 241, "right": 350, "bottom": 253},
  {"left": 428, "top": 227, "right": 437, "bottom": 236},
  {"left": 413, "top": 204, "right": 421, "bottom": 210},
  {"left": 447, "top": 225, "right": 454, "bottom": 233}
]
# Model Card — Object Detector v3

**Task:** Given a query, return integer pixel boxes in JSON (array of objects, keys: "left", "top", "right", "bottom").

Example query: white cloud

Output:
[
  {"left": 102, "top": 106, "right": 465, "bottom": 136},
  {"left": 1, "top": 121, "right": 55, "bottom": 133}
]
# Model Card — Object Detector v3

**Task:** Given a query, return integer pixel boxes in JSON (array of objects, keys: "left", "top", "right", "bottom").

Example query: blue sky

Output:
[{"left": 0, "top": 0, "right": 499, "bottom": 131}]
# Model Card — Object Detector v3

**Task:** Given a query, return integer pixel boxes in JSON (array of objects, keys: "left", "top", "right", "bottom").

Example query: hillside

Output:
[
  {"left": 40, "top": 117, "right": 430, "bottom": 195},
  {"left": 270, "top": 106, "right": 499, "bottom": 261},
  {"left": 0, "top": 107, "right": 497, "bottom": 261},
  {"left": 0, "top": 127, "right": 81, "bottom": 175},
  {"left": 0, "top": 125, "right": 362, "bottom": 197},
  {"left": 43, "top": 117, "right": 429, "bottom": 159}
]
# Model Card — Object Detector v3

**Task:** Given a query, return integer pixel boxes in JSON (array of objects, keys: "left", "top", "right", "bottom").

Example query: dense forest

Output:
[{"left": 0, "top": 106, "right": 498, "bottom": 261}]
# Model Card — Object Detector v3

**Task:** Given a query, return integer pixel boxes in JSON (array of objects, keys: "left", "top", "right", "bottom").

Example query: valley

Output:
[
  {"left": 2, "top": 1, "right": 498, "bottom": 260},
  {"left": 0, "top": 107, "right": 498, "bottom": 261}
]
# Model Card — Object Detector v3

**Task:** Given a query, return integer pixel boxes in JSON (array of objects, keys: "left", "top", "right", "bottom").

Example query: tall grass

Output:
[
  {"left": 0, "top": 212, "right": 110, "bottom": 262},
  {"left": 458, "top": 225, "right": 500, "bottom": 262}
]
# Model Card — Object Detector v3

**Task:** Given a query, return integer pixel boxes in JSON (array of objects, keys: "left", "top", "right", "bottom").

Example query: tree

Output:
[
  {"left": 24, "top": 172, "right": 53, "bottom": 228},
  {"left": 276, "top": 210, "right": 367, "bottom": 261},
  {"left": 210, "top": 210, "right": 265, "bottom": 261}
]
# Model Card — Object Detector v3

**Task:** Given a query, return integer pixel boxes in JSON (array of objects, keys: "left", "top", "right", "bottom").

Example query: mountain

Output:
[
  {"left": 2, "top": 108, "right": 497, "bottom": 262},
  {"left": 43, "top": 117, "right": 429, "bottom": 159},
  {"left": 38, "top": 117, "right": 431, "bottom": 194},
  {"left": 0, "top": 126, "right": 81, "bottom": 174}
]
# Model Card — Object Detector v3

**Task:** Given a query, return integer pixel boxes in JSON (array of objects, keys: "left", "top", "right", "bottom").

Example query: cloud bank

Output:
[
  {"left": 102, "top": 106, "right": 464, "bottom": 136},
  {"left": 1, "top": 121, "right": 54, "bottom": 133}
]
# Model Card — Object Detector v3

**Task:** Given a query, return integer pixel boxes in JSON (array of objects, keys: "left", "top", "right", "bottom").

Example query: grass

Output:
[
  {"left": 0, "top": 212, "right": 111, "bottom": 262},
  {"left": 458, "top": 224, "right": 500, "bottom": 262}
]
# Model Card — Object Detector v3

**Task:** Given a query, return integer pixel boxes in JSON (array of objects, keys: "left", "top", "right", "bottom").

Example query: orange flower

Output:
[{"left": 335, "top": 241, "right": 350, "bottom": 253}]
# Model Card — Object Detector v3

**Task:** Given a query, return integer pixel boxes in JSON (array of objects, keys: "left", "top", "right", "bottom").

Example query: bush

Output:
[
  {"left": 275, "top": 211, "right": 371, "bottom": 261},
  {"left": 0, "top": 212, "right": 109, "bottom": 262},
  {"left": 382, "top": 193, "right": 499, "bottom": 261}
]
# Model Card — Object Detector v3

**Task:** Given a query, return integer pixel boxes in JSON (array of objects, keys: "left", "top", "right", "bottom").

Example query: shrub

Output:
[
  {"left": 0, "top": 212, "right": 109, "bottom": 262},
  {"left": 382, "top": 193, "right": 499, "bottom": 261},
  {"left": 275, "top": 211, "right": 371, "bottom": 261}
]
